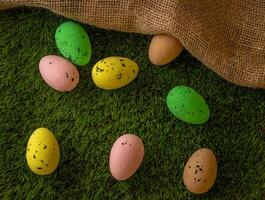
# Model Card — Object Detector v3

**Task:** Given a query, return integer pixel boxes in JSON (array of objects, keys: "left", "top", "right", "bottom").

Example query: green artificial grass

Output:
[{"left": 0, "top": 8, "right": 265, "bottom": 200}]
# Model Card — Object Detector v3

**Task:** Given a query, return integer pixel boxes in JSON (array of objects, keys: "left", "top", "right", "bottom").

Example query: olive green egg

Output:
[
  {"left": 55, "top": 21, "right": 92, "bottom": 66},
  {"left": 166, "top": 86, "right": 210, "bottom": 124}
]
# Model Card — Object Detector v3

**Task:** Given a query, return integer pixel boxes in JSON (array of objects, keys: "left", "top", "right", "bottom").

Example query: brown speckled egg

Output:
[{"left": 183, "top": 148, "right": 217, "bottom": 194}]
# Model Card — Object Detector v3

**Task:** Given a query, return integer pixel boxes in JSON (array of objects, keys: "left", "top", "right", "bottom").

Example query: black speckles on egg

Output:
[
  {"left": 35, "top": 151, "right": 38, "bottom": 153},
  {"left": 96, "top": 66, "right": 104, "bottom": 73},
  {"left": 41, "top": 160, "right": 44, "bottom": 164},
  {"left": 82, "top": 35, "right": 85, "bottom": 39},
  {"left": 37, "top": 167, "right": 43, "bottom": 170},
  {"left": 132, "top": 69, "right": 136, "bottom": 74},
  {"left": 71, "top": 78, "right": 75, "bottom": 82},
  {"left": 66, "top": 73, "right": 69, "bottom": 78},
  {"left": 198, "top": 178, "right": 201, "bottom": 182},
  {"left": 188, "top": 165, "right": 191, "bottom": 168},
  {"left": 198, "top": 109, "right": 204, "bottom": 114},
  {"left": 33, "top": 154, "right": 36, "bottom": 159},
  {"left": 119, "top": 59, "right": 124, "bottom": 62},
  {"left": 196, "top": 165, "right": 200, "bottom": 168},
  {"left": 116, "top": 73, "right": 122, "bottom": 80},
  {"left": 122, "top": 141, "right": 130, "bottom": 146},
  {"left": 186, "top": 89, "right": 192, "bottom": 93},
  {"left": 77, "top": 48, "right": 80, "bottom": 52},
  {"left": 43, "top": 145, "right": 47, "bottom": 149},
  {"left": 122, "top": 63, "right": 126, "bottom": 67},
  {"left": 195, "top": 170, "right": 198, "bottom": 174},
  {"left": 82, "top": 51, "right": 88, "bottom": 57},
  {"left": 27, "top": 148, "right": 30, "bottom": 151}
]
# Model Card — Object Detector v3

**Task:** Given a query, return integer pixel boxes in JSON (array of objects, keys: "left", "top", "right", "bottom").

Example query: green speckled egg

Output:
[
  {"left": 166, "top": 86, "right": 210, "bottom": 124},
  {"left": 55, "top": 21, "right": 92, "bottom": 66}
]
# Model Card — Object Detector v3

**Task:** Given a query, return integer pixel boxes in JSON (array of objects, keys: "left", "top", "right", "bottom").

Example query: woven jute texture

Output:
[{"left": 1, "top": 0, "right": 265, "bottom": 88}]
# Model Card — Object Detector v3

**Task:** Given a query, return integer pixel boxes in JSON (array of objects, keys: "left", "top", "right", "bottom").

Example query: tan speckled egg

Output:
[
  {"left": 148, "top": 34, "right": 183, "bottom": 65},
  {"left": 183, "top": 148, "right": 217, "bottom": 194}
]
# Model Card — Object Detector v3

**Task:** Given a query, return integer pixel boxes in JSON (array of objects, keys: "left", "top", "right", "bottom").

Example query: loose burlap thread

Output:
[{"left": 1, "top": 0, "right": 265, "bottom": 88}]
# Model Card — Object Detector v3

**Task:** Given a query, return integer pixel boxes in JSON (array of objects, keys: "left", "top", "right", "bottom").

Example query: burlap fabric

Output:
[{"left": 1, "top": 0, "right": 265, "bottom": 88}]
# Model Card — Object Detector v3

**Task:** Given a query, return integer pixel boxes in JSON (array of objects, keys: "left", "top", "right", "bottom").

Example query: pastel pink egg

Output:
[
  {"left": 109, "top": 134, "right": 144, "bottom": 181},
  {"left": 39, "top": 55, "right": 79, "bottom": 92}
]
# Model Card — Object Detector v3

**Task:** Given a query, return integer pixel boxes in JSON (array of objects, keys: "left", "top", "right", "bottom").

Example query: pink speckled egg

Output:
[
  {"left": 39, "top": 55, "right": 79, "bottom": 92},
  {"left": 109, "top": 134, "right": 144, "bottom": 181}
]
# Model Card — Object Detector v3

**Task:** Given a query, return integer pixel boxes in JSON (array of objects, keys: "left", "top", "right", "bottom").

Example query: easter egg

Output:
[
  {"left": 26, "top": 128, "right": 60, "bottom": 175},
  {"left": 149, "top": 34, "right": 183, "bottom": 65},
  {"left": 109, "top": 134, "right": 144, "bottom": 180},
  {"left": 183, "top": 148, "right": 217, "bottom": 194},
  {"left": 92, "top": 57, "right": 139, "bottom": 90},
  {"left": 55, "top": 21, "right": 92, "bottom": 66},
  {"left": 166, "top": 86, "right": 210, "bottom": 124},
  {"left": 39, "top": 55, "right": 79, "bottom": 92}
]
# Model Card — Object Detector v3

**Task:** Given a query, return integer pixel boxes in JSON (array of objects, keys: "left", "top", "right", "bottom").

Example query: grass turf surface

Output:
[{"left": 0, "top": 8, "right": 265, "bottom": 200}]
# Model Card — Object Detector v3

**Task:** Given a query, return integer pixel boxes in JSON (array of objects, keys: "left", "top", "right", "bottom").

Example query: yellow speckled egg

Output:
[
  {"left": 92, "top": 56, "right": 139, "bottom": 90},
  {"left": 183, "top": 148, "right": 217, "bottom": 194},
  {"left": 26, "top": 128, "right": 60, "bottom": 175}
]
